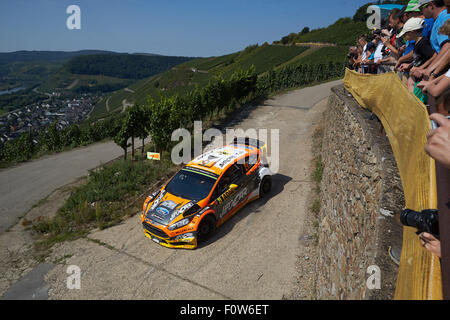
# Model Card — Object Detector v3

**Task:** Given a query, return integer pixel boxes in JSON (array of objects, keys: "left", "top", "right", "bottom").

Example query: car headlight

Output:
[
  {"left": 168, "top": 217, "right": 193, "bottom": 231},
  {"left": 175, "top": 233, "right": 195, "bottom": 240}
]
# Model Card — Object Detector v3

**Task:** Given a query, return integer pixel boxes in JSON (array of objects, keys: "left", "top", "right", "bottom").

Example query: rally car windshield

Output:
[{"left": 165, "top": 169, "right": 216, "bottom": 201}]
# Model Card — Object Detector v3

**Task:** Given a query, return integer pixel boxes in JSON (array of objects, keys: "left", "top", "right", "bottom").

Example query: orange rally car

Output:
[{"left": 140, "top": 137, "right": 272, "bottom": 249}]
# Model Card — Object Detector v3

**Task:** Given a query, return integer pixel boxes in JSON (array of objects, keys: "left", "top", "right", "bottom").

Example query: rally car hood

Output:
[{"left": 144, "top": 189, "right": 198, "bottom": 226}]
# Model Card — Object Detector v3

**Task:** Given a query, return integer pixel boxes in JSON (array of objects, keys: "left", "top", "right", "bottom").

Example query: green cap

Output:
[{"left": 405, "top": 0, "right": 421, "bottom": 12}]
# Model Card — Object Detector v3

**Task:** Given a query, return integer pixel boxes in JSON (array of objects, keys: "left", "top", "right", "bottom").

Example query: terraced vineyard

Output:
[{"left": 97, "top": 45, "right": 311, "bottom": 116}]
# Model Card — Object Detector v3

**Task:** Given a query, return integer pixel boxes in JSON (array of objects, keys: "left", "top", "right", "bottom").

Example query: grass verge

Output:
[
  {"left": 32, "top": 150, "right": 177, "bottom": 251},
  {"left": 310, "top": 106, "right": 326, "bottom": 244}
]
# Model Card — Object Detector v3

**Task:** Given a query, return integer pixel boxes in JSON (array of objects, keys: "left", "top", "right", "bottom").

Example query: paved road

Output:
[
  {"left": 44, "top": 79, "right": 340, "bottom": 300},
  {"left": 1, "top": 79, "right": 341, "bottom": 300},
  {"left": 0, "top": 139, "right": 149, "bottom": 234},
  {"left": 0, "top": 80, "right": 340, "bottom": 235}
]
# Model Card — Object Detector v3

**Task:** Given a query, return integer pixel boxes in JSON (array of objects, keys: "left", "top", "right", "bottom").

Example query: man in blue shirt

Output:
[
  {"left": 423, "top": 17, "right": 435, "bottom": 38},
  {"left": 426, "top": 1, "right": 450, "bottom": 52},
  {"left": 411, "top": 0, "right": 450, "bottom": 80}
]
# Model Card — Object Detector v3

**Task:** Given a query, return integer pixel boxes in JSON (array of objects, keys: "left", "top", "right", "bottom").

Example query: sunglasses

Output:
[{"left": 420, "top": 2, "right": 432, "bottom": 10}]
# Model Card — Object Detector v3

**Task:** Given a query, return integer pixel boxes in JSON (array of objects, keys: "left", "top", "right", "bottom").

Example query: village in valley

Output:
[{"left": 0, "top": 93, "right": 97, "bottom": 144}]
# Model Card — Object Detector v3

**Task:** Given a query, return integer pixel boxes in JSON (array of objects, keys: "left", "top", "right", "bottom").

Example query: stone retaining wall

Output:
[{"left": 316, "top": 85, "right": 404, "bottom": 300}]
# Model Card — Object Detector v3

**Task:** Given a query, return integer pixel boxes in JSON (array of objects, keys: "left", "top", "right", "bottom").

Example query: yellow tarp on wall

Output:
[{"left": 343, "top": 69, "right": 442, "bottom": 300}]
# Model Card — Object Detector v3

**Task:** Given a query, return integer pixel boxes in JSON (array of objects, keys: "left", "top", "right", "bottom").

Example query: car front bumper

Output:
[{"left": 142, "top": 222, "right": 198, "bottom": 250}]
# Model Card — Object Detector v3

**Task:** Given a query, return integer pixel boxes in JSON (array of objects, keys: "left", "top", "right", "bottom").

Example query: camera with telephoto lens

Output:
[
  {"left": 373, "top": 29, "right": 382, "bottom": 36},
  {"left": 400, "top": 209, "right": 439, "bottom": 239}
]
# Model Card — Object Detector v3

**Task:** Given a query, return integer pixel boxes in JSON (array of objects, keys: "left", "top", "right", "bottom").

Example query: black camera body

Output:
[{"left": 400, "top": 209, "right": 439, "bottom": 239}]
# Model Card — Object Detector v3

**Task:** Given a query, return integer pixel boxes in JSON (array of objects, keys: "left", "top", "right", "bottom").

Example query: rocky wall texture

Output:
[{"left": 316, "top": 85, "right": 404, "bottom": 300}]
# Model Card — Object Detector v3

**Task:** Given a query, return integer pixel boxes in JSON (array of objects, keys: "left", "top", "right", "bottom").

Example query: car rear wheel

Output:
[
  {"left": 198, "top": 215, "right": 216, "bottom": 242},
  {"left": 259, "top": 176, "right": 272, "bottom": 198}
]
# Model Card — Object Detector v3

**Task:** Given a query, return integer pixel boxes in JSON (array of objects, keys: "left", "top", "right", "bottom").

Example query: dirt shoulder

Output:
[{"left": 0, "top": 178, "right": 85, "bottom": 297}]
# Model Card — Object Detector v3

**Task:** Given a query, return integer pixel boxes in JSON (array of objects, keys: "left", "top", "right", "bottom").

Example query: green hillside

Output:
[
  {"left": 96, "top": 44, "right": 310, "bottom": 116},
  {"left": 290, "top": 46, "right": 349, "bottom": 66},
  {"left": 275, "top": 18, "right": 368, "bottom": 46},
  {"left": 275, "top": 0, "right": 409, "bottom": 46},
  {"left": 65, "top": 54, "right": 193, "bottom": 79},
  {"left": 0, "top": 50, "right": 116, "bottom": 91},
  {"left": 37, "top": 53, "right": 194, "bottom": 94}
]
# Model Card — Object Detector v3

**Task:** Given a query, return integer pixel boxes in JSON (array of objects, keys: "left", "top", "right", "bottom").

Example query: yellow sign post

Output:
[{"left": 147, "top": 152, "right": 161, "bottom": 161}]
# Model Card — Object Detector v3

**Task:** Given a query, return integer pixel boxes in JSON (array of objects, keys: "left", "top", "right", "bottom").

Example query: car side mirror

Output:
[{"left": 214, "top": 184, "right": 239, "bottom": 205}]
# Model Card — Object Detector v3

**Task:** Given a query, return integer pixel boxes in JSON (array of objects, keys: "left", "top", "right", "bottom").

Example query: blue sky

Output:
[{"left": 0, "top": 0, "right": 372, "bottom": 57}]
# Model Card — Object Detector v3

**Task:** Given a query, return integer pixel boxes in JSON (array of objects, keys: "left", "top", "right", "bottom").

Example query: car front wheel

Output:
[{"left": 197, "top": 215, "right": 216, "bottom": 242}]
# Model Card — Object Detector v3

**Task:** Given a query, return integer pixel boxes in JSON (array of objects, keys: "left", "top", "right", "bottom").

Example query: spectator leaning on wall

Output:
[
  {"left": 397, "top": 17, "right": 437, "bottom": 101},
  {"left": 421, "top": 106, "right": 450, "bottom": 258},
  {"left": 361, "top": 42, "right": 377, "bottom": 74},
  {"left": 411, "top": 0, "right": 450, "bottom": 80},
  {"left": 417, "top": 19, "right": 450, "bottom": 96}
]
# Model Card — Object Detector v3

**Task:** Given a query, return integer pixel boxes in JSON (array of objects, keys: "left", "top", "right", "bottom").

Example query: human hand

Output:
[
  {"left": 381, "top": 29, "right": 391, "bottom": 37},
  {"left": 412, "top": 68, "right": 425, "bottom": 79},
  {"left": 399, "top": 63, "right": 411, "bottom": 72},
  {"left": 419, "top": 232, "right": 441, "bottom": 258},
  {"left": 417, "top": 80, "right": 429, "bottom": 90},
  {"left": 425, "top": 114, "right": 450, "bottom": 168},
  {"left": 423, "top": 69, "right": 432, "bottom": 80}
]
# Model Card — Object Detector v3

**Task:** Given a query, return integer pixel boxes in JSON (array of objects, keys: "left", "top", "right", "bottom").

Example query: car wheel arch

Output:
[{"left": 195, "top": 210, "right": 217, "bottom": 231}]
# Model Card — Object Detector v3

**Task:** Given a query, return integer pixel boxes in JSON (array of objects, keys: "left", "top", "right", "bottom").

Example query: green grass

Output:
[
  {"left": 291, "top": 46, "right": 349, "bottom": 66},
  {"left": 180, "top": 52, "right": 240, "bottom": 71},
  {"left": 90, "top": 96, "right": 108, "bottom": 119},
  {"left": 39, "top": 70, "right": 131, "bottom": 92},
  {"left": 312, "top": 154, "right": 324, "bottom": 184},
  {"left": 310, "top": 199, "right": 321, "bottom": 215},
  {"left": 32, "top": 151, "right": 176, "bottom": 250},
  {"left": 282, "top": 18, "right": 368, "bottom": 46},
  {"left": 216, "top": 45, "right": 309, "bottom": 78}
]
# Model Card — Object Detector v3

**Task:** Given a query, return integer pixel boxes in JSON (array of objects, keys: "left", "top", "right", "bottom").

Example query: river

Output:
[{"left": 0, "top": 86, "right": 27, "bottom": 96}]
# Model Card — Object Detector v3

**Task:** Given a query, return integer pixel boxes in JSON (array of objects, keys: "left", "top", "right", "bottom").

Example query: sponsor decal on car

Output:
[
  {"left": 160, "top": 200, "right": 178, "bottom": 210},
  {"left": 222, "top": 187, "right": 249, "bottom": 216},
  {"left": 170, "top": 201, "right": 196, "bottom": 221},
  {"left": 156, "top": 207, "right": 170, "bottom": 215},
  {"left": 217, "top": 187, "right": 236, "bottom": 204},
  {"left": 150, "top": 190, "right": 166, "bottom": 211}
]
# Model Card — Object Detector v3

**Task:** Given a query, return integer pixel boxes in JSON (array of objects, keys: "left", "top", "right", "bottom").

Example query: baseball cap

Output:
[
  {"left": 396, "top": 0, "right": 422, "bottom": 18},
  {"left": 411, "top": 0, "right": 434, "bottom": 11},
  {"left": 398, "top": 17, "right": 425, "bottom": 37},
  {"left": 405, "top": 0, "right": 422, "bottom": 12}
]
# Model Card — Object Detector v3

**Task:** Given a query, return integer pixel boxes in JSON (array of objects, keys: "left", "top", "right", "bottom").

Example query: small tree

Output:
[
  {"left": 300, "top": 27, "right": 310, "bottom": 35},
  {"left": 113, "top": 120, "right": 130, "bottom": 160}
]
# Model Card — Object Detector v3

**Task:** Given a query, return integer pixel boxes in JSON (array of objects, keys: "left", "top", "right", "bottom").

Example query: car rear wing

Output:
[
  {"left": 232, "top": 137, "right": 269, "bottom": 167},
  {"left": 233, "top": 137, "right": 267, "bottom": 153}
]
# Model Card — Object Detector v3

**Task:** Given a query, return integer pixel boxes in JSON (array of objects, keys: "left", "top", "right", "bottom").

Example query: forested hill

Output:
[
  {"left": 64, "top": 54, "right": 194, "bottom": 79},
  {"left": 0, "top": 50, "right": 114, "bottom": 65}
]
